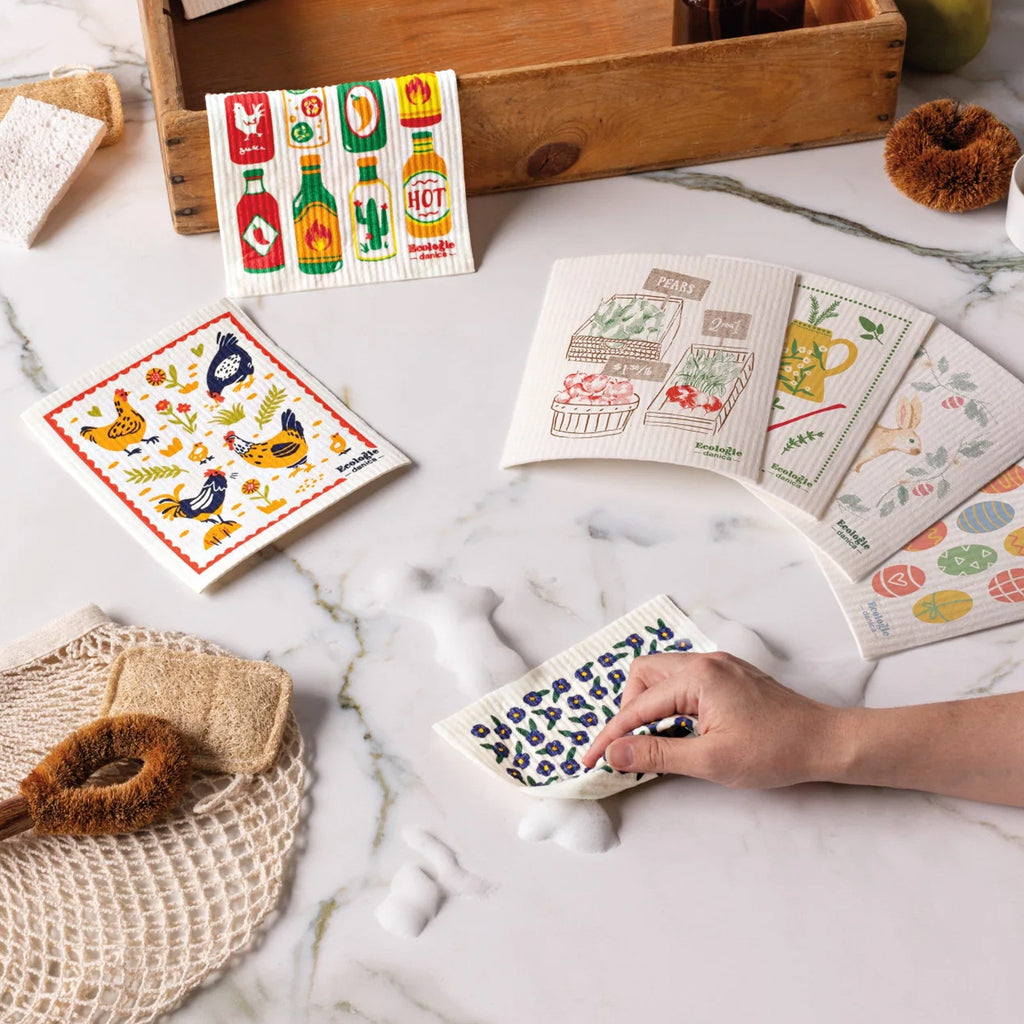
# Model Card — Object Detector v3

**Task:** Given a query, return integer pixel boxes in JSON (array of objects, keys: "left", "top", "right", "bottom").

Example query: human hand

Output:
[{"left": 582, "top": 652, "right": 848, "bottom": 789}]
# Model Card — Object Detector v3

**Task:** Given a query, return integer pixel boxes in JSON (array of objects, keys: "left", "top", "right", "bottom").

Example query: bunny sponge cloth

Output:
[{"left": 884, "top": 99, "right": 1021, "bottom": 212}]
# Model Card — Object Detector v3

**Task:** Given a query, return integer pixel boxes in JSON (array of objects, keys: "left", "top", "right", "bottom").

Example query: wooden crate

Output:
[{"left": 138, "top": 0, "right": 905, "bottom": 235}]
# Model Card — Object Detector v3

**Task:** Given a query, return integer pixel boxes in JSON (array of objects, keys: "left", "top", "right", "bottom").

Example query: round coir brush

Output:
[
  {"left": 884, "top": 99, "right": 1021, "bottom": 213},
  {"left": 0, "top": 714, "right": 192, "bottom": 840}
]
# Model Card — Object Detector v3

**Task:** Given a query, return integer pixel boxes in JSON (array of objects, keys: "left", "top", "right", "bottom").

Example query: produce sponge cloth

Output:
[{"left": 0, "top": 95, "right": 105, "bottom": 247}]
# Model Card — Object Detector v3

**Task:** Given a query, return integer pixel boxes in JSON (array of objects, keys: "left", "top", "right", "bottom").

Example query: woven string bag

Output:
[{"left": 0, "top": 607, "right": 305, "bottom": 1023}]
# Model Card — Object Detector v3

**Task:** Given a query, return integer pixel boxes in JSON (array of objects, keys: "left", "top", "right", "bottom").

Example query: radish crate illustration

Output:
[
  {"left": 23, "top": 301, "right": 408, "bottom": 591},
  {"left": 645, "top": 344, "right": 754, "bottom": 434},
  {"left": 565, "top": 293, "right": 683, "bottom": 364}
]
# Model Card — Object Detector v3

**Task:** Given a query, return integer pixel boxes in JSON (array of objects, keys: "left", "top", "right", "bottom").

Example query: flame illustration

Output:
[
  {"left": 305, "top": 220, "right": 332, "bottom": 252},
  {"left": 404, "top": 76, "right": 431, "bottom": 106}
]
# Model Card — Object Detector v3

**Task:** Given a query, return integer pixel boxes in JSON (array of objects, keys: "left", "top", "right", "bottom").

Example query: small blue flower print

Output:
[
  {"left": 589, "top": 683, "right": 608, "bottom": 700},
  {"left": 567, "top": 694, "right": 589, "bottom": 710},
  {"left": 665, "top": 639, "right": 693, "bottom": 652},
  {"left": 492, "top": 742, "right": 509, "bottom": 760},
  {"left": 507, "top": 768, "right": 523, "bottom": 782},
  {"left": 513, "top": 751, "right": 531, "bottom": 770},
  {"left": 579, "top": 712, "right": 599, "bottom": 728},
  {"left": 622, "top": 633, "right": 644, "bottom": 652},
  {"left": 524, "top": 729, "right": 544, "bottom": 747},
  {"left": 614, "top": 694, "right": 622, "bottom": 707},
  {"left": 569, "top": 730, "right": 589, "bottom": 745},
  {"left": 537, "top": 760, "right": 555, "bottom": 777},
  {"left": 507, "top": 707, "right": 526, "bottom": 723},
  {"left": 597, "top": 652, "right": 618, "bottom": 667},
  {"left": 607, "top": 669, "right": 626, "bottom": 687},
  {"left": 575, "top": 663, "right": 594, "bottom": 683},
  {"left": 523, "top": 690, "right": 548, "bottom": 707},
  {"left": 645, "top": 619, "right": 674, "bottom": 642},
  {"left": 561, "top": 758, "right": 581, "bottom": 776},
  {"left": 471, "top": 724, "right": 490, "bottom": 738},
  {"left": 541, "top": 707, "right": 562, "bottom": 725},
  {"left": 553, "top": 678, "right": 570, "bottom": 694},
  {"left": 545, "top": 740, "right": 564, "bottom": 756},
  {"left": 495, "top": 722, "right": 512, "bottom": 740}
]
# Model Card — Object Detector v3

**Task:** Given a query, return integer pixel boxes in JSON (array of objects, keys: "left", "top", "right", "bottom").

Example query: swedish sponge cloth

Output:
[{"left": 0, "top": 94, "right": 105, "bottom": 247}]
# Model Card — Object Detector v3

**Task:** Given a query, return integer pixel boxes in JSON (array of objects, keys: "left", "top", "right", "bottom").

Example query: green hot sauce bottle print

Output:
[
  {"left": 292, "top": 154, "right": 343, "bottom": 275},
  {"left": 349, "top": 156, "right": 395, "bottom": 262}
]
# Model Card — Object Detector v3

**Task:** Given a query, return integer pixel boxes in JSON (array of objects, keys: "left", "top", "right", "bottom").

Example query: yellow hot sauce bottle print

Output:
[
  {"left": 293, "top": 154, "right": 343, "bottom": 274},
  {"left": 403, "top": 130, "right": 451, "bottom": 238}
]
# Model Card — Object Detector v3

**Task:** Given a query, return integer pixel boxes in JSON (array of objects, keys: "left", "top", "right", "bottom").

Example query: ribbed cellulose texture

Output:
[{"left": 0, "top": 621, "right": 305, "bottom": 1023}]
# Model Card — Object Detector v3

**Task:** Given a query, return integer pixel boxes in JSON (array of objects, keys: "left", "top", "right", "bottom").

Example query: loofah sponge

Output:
[
  {"left": 0, "top": 95, "right": 106, "bottom": 247},
  {"left": 884, "top": 99, "right": 1021, "bottom": 213}
]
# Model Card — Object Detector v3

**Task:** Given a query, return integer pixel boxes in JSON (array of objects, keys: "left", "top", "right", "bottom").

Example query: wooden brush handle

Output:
[{"left": 0, "top": 795, "right": 33, "bottom": 840}]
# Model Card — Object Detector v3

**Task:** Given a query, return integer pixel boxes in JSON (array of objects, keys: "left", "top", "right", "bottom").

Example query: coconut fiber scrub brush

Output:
[
  {"left": 0, "top": 714, "right": 192, "bottom": 840},
  {"left": 884, "top": 99, "right": 1021, "bottom": 212}
]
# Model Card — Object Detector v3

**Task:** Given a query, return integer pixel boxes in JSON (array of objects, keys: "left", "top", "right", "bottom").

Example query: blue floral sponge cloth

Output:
[{"left": 433, "top": 595, "right": 717, "bottom": 800}]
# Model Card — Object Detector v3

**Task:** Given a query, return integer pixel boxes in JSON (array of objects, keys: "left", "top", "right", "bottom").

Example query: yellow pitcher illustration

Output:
[{"left": 776, "top": 320, "right": 857, "bottom": 403}]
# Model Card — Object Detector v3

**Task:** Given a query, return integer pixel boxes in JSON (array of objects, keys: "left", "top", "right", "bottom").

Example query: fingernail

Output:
[{"left": 607, "top": 739, "right": 634, "bottom": 770}]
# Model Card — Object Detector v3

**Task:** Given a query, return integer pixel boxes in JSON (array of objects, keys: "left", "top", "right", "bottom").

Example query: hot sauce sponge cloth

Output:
[{"left": 101, "top": 648, "right": 292, "bottom": 774}]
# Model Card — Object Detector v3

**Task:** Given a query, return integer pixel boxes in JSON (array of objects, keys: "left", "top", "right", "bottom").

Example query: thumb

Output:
[{"left": 605, "top": 734, "right": 706, "bottom": 778}]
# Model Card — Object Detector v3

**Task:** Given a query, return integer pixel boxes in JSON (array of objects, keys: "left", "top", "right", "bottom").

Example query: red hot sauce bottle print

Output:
[
  {"left": 225, "top": 92, "right": 275, "bottom": 164},
  {"left": 236, "top": 168, "right": 285, "bottom": 274}
]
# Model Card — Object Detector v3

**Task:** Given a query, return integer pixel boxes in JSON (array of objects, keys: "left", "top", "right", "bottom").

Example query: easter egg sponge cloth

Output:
[
  {"left": 884, "top": 99, "right": 1021, "bottom": 212},
  {"left": 0, "top": 95, "right": 105, "bottom": 247},
  {"left": 100, "top": 647, "right": 293, "bottom": 774}
]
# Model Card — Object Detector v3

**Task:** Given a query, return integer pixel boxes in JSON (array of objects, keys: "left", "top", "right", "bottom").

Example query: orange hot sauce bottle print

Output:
[
  {"left": 403, "top": 130, "right": 451, "bottom": 239},
  {"left": 293, "top": 155, "right": 343, "bottom": 275}
]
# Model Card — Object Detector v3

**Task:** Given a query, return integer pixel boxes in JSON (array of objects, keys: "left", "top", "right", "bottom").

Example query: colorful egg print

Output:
[
  {"left": 956, "top": 501, "right": 1015, "bottom": 535},
  {"left": 941, "top": 395, "right": 965, "bottom": 410},
  {"left": 871, "top": 564, "right": 926, "bottom": 599},
  {"left": 988, "top": 568, "right": 1024, "bottom": 604},
  {"left": 912, "top": 590, "right": 973, "bottom": 624},
  {"left": 937, "top": 544, "right": 997, "bottom": 577},
  {"left": 1003, "top": 527, "right": 1024, "bottom": 558},
  {"left": 982, "top": 465, "right": 1024, "bottom": 494},
  {"left": 904, "top": 522, "right": 947, "bottom": 551},
  {"left": 911, "top": 482, "right": 934, "bottom": 497}
]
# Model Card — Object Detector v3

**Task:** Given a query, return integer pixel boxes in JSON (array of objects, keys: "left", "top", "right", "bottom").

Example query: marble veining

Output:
[{"left": 3, "top": 3, "right": 1024, "bottom": 1022}]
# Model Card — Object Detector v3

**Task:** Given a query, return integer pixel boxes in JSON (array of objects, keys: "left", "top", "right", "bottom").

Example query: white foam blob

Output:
[
  {"left": 517, "top": 799, "right": 620, "bottom": 854},
  {"left": 690, "top": 607, "right": 875, "bottom": 707},
  {"left": 374, "top": 864, "right": 443, "bottom": 939},
  {"left": 400, "top": 827, "right": 493, "bottom": 897},
  {"left": 369, "top": 566, "right": 528, "bottom": 697}
]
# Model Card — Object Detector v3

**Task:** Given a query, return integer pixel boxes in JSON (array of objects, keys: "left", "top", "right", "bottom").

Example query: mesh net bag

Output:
[{"left": 0, "top": 607, "right": 305, "bottom": 1023}]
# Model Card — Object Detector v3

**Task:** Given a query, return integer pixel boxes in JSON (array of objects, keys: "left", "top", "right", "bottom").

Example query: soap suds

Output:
[
  {"left": 367, "top": 566, "right": 528, "bottom": 697},
  {"left": 374, "top": 864, "right": 442, "bottom": 939},
  {"left": 518, "top": 800, "right": 619, "bottom": 854},
  {"left": 375, "top": 830, "right": 491, "bottom": 938},
  {"left": 690, "top": 607, "right": 875, "bottom": 707}
]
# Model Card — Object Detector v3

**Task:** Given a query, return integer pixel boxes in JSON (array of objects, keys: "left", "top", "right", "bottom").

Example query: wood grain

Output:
[{"left": 138, "top": 0, "right": 905, "bottom": 235}]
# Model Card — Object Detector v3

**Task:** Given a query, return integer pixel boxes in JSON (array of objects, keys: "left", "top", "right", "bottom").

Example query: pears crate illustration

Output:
[
  {"left": 566, "top": 293, "right": 683, "bottom": 363},
  {"left": 137, "top": 0, "right": 905, "bottom": 234}
]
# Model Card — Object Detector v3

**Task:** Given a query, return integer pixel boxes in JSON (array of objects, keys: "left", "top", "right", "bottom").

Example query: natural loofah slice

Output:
[
  {"left": 0, "top": 68, "right": 123, "bottom": 146},
  {"left": 884, "top": 99, "right": 1021, "bottom": 212},
  {"left": 102, "top": 647, "right": 293, "bottom": 773},
  {"left": 18, "top": 714, "right": 192, "bottom": 836}
]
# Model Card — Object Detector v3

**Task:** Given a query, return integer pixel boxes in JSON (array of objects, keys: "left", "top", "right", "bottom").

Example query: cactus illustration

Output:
[{"left": 354, "top": 198, "right": 390, "bottom": 253}]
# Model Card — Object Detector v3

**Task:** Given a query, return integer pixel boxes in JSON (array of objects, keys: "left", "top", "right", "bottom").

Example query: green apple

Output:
[{"left": 898, "top": 0, "right": 991, "bottom": 72}]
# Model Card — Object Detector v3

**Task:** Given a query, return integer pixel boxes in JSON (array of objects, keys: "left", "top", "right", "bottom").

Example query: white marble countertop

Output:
[{"left": 3, "top": 3, "right": 1024, "bottom": 1022}]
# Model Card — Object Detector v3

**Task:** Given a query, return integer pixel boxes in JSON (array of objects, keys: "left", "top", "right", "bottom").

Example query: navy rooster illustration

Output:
[
  {"left": 206, "top": 331, "right": 254, "bottom": 402},
  {"left": 153, "top": 468, "right": 230, "bottom": 522}
]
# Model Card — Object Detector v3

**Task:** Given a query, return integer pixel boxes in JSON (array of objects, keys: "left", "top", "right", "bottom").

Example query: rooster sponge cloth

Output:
[{"left": 0, "top": 606, "right": 305, "bottom": 1023}]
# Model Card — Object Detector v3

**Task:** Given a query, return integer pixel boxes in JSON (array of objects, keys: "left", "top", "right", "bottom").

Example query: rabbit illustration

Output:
[{"left": 854, "top": 395, "right": 923, "bottom": 472}]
